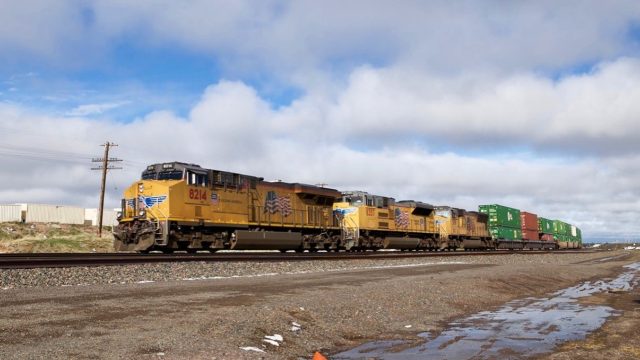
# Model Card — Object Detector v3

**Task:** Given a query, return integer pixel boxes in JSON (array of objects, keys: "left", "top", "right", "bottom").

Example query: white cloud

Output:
[
  {"left": 310, "top": 58, "right": 640, "bottom": 155},
  {"left": 66, "top": 101, "right": 130, "bottom": 117},
  {"left": 2, "top": 1, "right": 640, "bottom": 77}
]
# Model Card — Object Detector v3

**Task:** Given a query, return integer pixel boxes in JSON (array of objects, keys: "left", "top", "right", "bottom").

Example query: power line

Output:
[
  {"left": 0, "top": 144, "right": 92, "bottom": 160},
  {"left": 0, "top": 143, "right": 142, "bottom": 168},
  {"left": 91, "top": 142, "right": 122, "bottom": 237}
]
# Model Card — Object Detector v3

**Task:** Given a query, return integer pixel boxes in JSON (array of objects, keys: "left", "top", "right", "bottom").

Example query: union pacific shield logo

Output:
[{"left": 138, "top": 195, "right": 167, "bottom": 208}]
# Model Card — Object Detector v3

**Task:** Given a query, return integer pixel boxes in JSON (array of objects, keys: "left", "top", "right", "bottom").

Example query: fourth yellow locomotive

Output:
[{"left": 114, "top": 162, "right": 582, "bottom": 253}]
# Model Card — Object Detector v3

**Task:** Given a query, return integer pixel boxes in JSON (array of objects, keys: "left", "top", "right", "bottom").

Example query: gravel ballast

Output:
[
  {"left": 0, "top": 250, "right": 637, "bottom": 359},
  {"left": 0, "top": 251, "right": 615, "bottom": 289}
]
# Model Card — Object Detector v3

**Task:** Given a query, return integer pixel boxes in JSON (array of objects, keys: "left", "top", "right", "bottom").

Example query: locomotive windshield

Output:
[{"left": 158, "top": 171, "right": 183, "bottom": 180}]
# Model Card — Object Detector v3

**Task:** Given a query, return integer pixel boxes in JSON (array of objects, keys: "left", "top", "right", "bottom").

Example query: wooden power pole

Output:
[{"left": 92, "top": 142, "right": 122, "bottom": 237}]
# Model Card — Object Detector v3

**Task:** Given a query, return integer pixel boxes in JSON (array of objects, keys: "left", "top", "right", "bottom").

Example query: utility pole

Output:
[{"left": 92, "top": 142, "right": 122, "bottom": 237}]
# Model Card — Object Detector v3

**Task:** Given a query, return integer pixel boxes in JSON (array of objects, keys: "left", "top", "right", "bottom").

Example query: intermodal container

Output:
[
  {"left": 570, "top": 225, "right": 577, "bottom": 237},
  {"left": 520, "top": 211, "right": 538, "bottom": 231},
  {"left": 556, "top": 234, "right": 570, "bottom": 248},
  {"left": 522, "top": 229, "right": 539, "bottom": 241},
  {"left": 0, "top": 205, "right": 22, "bottom": 223},
  {"left": 479, "top": 204, "right": 521, "bottom": 229},
  {"left": 553, "top": 220, "right": 570, "bottom": 236},
  {"left": 490, "top": 226, "right": 522, "bottom": 240},
  {"left": 538, "top": 217, "right": 554, "bottom": 234},
  {"left": 540, "top": 233, "right": 554, "bottom": 241},
  {"left": 84, "top": 208, "right": 119, "bottom": 226},
  {"left": 25, "top": 204, "right": 85, "bottom": 225}
]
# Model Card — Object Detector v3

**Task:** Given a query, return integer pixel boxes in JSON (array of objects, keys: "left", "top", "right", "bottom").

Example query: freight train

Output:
[{"left": 113, "top": 162, "right": 582, "bottom": 253}]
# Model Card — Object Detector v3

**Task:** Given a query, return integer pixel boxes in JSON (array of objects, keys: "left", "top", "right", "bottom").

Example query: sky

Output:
[{"left": 1, "top": 1, "right": 640, "bottom": 242}]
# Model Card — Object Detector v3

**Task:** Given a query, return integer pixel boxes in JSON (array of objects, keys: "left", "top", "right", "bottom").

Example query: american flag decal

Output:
[
  {"left": 395, "top": 208, "right": 410, "bottom": 229},
  {"left": 264, "top": 191, "right": 292, "bottom": 217}
]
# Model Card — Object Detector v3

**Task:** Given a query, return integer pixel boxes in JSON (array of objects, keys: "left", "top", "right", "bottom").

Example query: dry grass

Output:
[{"left": 0, "top": 223, "right": 114, "bottom": 253}]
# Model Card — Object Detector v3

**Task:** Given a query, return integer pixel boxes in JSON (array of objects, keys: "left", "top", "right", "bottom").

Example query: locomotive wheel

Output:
[{"left": 162, "top": 248, "right": 174, "bottom": 254}]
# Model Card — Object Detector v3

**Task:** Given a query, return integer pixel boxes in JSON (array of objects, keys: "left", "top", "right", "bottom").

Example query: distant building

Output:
[
  {"left": 84, "top": 208, "right": 120, "bottom": 226},
  {"left": 0, "top": 204, "right": 119, "bottom": 226}
]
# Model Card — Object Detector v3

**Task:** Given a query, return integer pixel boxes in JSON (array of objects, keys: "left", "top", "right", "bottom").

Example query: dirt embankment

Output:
[{"left": 0, "top": 223, "right": 114, "bottom": 253}]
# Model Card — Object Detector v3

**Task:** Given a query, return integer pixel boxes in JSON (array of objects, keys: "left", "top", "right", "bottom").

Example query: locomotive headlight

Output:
[
  {"left": 116, "top": 211, "right": 123, "bottom": 219},
  {"left": 138, "top": 210, "right": 146, "bottom": 217},
  {"left": 138, "top": 184, "right": 144, "bottom": 193}
]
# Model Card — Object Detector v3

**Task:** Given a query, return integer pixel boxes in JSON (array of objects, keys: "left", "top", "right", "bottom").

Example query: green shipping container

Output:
[
  {"left": 553, "top": 220, "right": 570, "bottom": 236},
  {"left": 569, "top": 230, "right": 583, "bottom": 243},
  {"left": 490, "top": 226, "right": 522, "bottom": 240},
  {"left": 479, "top": 204, "right": 521, "bottom": 229},
  {"left": 538, "top": 217, "right": 554, "bottom": 234}
]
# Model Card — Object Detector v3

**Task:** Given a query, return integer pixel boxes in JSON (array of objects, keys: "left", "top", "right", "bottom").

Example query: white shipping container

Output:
[
  {"left": 571, "top": 225, "right": 577, "bottom": 237},
  {"left": 84, "top": 208, "right": 119, "bottom": 226},
  {"left": 84, "top": 208, "right": 97, "bottom": 225},
  {"left": 26, "top": 204, "right": 85, "bottom": 225},
  {"left": 0, "top": 205, "right": 22, "bottom": 223}
]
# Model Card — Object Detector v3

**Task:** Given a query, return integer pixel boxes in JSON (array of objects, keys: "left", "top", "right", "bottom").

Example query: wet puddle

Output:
[{"left": 335, "top": 262, "right": 640, "bottom": 359}]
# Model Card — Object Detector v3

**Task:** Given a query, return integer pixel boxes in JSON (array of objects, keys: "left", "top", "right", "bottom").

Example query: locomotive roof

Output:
[
  {"left": 144, "top": 161, "right": 202, "bottom": 173},
  {"left": 142, "top": 162, "right": 262, "bottom": 180},
  {"left": 434, "top": 205, "right": 466, "bottom": 216},
  {"left": 263, "top": 180, "right": 341, "bottom": 198},
  {"left": 340, "top": 190, "right": 395, "bottom": 201},
  {"left": 396, "top": 200, "right": 434, "bottom": 209},
  {"left": 142, "top": 162, "right": 340, "bottom": 197}
]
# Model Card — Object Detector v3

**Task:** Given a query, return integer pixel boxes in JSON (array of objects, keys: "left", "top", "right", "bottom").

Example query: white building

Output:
[{"left": 0, "top": 204, "right": 120, "bottom": 226}]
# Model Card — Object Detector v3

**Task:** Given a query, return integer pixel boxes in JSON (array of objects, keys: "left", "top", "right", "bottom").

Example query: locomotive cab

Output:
[{"left": 114, "top": 162, "right": 224, "bottom": 251}]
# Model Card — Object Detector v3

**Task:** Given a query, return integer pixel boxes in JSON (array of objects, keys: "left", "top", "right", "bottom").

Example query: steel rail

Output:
[{"left": 0, "top": 250, "right": 591, "bottom": 269}]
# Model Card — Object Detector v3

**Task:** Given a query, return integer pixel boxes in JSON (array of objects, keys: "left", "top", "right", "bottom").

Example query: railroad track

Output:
[{"left": 0, "top": 250, "right": 591, "bottom": 269}]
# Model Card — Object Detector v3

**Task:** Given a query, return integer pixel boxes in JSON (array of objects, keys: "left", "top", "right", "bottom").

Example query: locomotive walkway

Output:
[{"left": 0, "top": 250, "right": 590, "bottom": 269}]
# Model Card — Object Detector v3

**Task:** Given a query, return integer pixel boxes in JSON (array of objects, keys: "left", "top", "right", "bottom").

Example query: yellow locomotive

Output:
[
  {"left": 333, "top": 191, "right": 440, "bottom": 250},
  {"left": 433, "top": 207, "right": 493, "bottom": 250},
  {"left": 114, "top": 162, "right": 341, "bottom": 253}
]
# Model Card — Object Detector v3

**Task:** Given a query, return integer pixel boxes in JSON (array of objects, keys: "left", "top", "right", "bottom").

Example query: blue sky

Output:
[{"left": 2, "top": 1, "right": 640, "bottom": 242}]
